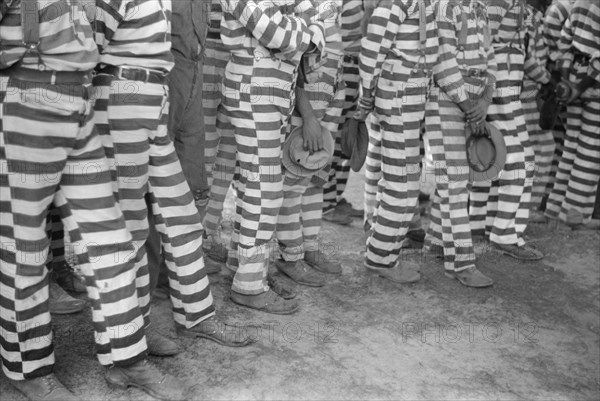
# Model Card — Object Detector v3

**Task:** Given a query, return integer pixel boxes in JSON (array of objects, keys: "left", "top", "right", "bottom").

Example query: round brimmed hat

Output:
[
  {"left": 340, "top": 118, "right": 369, "bottom": 172},
  {"left": 282, "top": 126, "right": 334, "bottom": 178},
  {"left": 466, "top": 122, "right": 507, "bottom": 182}
]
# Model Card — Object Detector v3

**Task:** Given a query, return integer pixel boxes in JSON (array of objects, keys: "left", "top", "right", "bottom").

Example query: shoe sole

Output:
[
  {"left": 176, "top": 329, "right": 254, "bottom": 347},
  {"left": 365, "top": 268, "right": 421, "bottom": 284},
  {"left": 49, "top": 304, "right": 87, "bottom": 315},
  {"left": 304, "top": 259, "right": 342, "bottom": 275},
  {"left": 106, "top": 379, "right": 185, "bottom": 401},
  {"left": 493, "top": 246, "right": 544, "bottom": 261},
  {"left": 275, "top": 265, "right": 325, "bottom": 287},
  {"left": 444, "top": 272, "right": 493, "bottom": 288},
  {"left": 230, "top": 295, "right": 300, "bottom": 315}
]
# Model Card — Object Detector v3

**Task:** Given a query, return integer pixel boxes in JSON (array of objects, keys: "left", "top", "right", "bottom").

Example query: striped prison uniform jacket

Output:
[
  {"left": 521, "top": 5, "right": 555, "bottom": 209},
  {"left": 359, "top": 0, "right": 439, "bottom": 270},
  {"left": 469, "top": 0, "right": 531, "bottom": 247},
  {"left": 93, "top": 0, "right": 216, "bottom": 340},
  {"left": 218, "top": 0, "right": 326, "bottom": 295},
  {"left": 545, "top": 0, "right": 600, "bottom": 223},
  {"left": 425, "top": 0, "right": 497, "bottom": 272},
  {"left": 322, "top": 0, "right": 364, "bottom": 211},
  {"left": 1, "top": 0, "right": 150, "bottom": 379},
  {"left": 276, "top": 0, "right": 346, "bottom": 262}
]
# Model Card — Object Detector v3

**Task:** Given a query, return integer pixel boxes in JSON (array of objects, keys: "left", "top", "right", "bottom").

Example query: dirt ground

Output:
[{"left": 1, "top": 171, "right": 599, "bottom": 401}]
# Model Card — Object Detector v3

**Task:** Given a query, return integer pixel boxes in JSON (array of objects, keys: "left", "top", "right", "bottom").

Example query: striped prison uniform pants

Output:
[
  {"left": 521, "top": 78, "right": 555, "bottom": 209},
  {"left": 545, "top": 62, "right": 600, "bottom": 223},
  {"left": 92, "top": 74, "right": 215, "bottom": 332},
  {"left": 0, "top": 74, "right": 147, "bottom": 380},
  {"left": 364, "top": 67, "right": 431, "bottom": 269},
  {"left": 363, "top": 113, "right": 423, "bottom": 234},
  {"left": 45, "top": 205, "right": 66, "bottom": 270},
  {"left": 322, "top": 56, "right": 357, "bottom": 211},
  {"left": 469, "top": 48, "right": 528, "bottom": 246},
  {"left": 277, "top": 53, "right": 345, "bottom": 261},
  {"left": 220, "top": 53, "right": 298, "bottom": 295},
  {"left": 203, "top": 36, "right": 235, "bottom": 240}
]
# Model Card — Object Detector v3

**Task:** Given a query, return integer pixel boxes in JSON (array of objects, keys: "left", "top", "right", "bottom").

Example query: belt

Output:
[
  {"left": 462, "top": 68, "right": 486, "bottom": 78},
  {"left": 0, "top": 65, "right": 92, "bottom": 84},
  {"left": 95, "top": 65, "right": 167, "bottom": 84},
  {"left": 343, "top": 54, "right": 359, "bottom": 64}
]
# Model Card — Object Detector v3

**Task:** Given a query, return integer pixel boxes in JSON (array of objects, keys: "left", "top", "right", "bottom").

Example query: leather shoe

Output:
[
  {"left": 49, "top": 280, "right": 87, "bottom": 315},
  {"left": 267, "top": 274, "right": 298, "bottom": 299},
  {"left": 146, "top": 330, "right": 180, "bottom": 356},
  {"left": 322, "top": 207, "right": 352, "bottom": 225},
  {"left": 365, "top": 263, "right": 421, "bottom": 284},
  {"left": 51, "top": 262, "right": 86, "bottom": 293},
  {"left": 230, "top": 289, "right": 300, "bottom": 315},
  {"left": 425, "top": 243, "right": 444, "bottom": 259},
  {"left": 493, "top": 243, "right": 544, "bottom": 261},
  {"left": 406, "top": 228, "right": 425, "bottom": 243},
  {"left": 10, "top": 373, "right": 78, "bottom": 401},
  {"left": 105, "top": 359, "right": 187, "bottom": 401},
  {"left": 204, "top": 255, "right": 222, "bottom": 275},
  {"left": 336, "top": 198, "right": 363, "bottom": 217},
  {"left": 304, "top": 250, "right": 342, "bottom": 275},
  {"left": 176, "top": 316, "right": 254, "bottom": 347},
  {"left": 445, "top": 266, "right": 493, "bottom": 288},
  {"left": 275, "top": 259, "right": 325, "bottom": 287},
  {"left": 203, "top": 237, "right": 229, "bottom": 263}
]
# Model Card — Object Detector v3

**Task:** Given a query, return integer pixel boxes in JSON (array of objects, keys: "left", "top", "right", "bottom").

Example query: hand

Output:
[
  {"left": 465, "top": 98, "right": 491, "bottom": 125},
  {"left": 353, "top": 108, "right": 370, "bottom": 121},
  {"left": 302, "top": 116, "right": 324, "bottom": 154}
]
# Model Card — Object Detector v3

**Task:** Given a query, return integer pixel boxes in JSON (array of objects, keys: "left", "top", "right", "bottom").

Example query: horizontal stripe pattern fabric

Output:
[
  {"left": 220, "top": 0, "right": 321, "bottom": 65},
  {"left": 95, "top": 0, "right": 174, "bottom": 71},
  {"left": 340, "top": 0, "right": 363, "bottom": 55},
  {"left": 94, "top": 76, "right": 215, "bottom": 330},
  {"left": 544, "top": 0, "right": 575, "bottom": 61},
  {"left": 545, "top": 63, "right": 600, "bottom": 223},
  {"left": 0, "top": 0, "right": 98, "bottom": 70},
  {"left": 523, "top": 7, "right": 551, "bottom": 85},
  {"left": 557, "top": 1, "right": 600, "bottom": 58},
  {"left": 1, "top": 77, "right": 147, "bottom": 378}
]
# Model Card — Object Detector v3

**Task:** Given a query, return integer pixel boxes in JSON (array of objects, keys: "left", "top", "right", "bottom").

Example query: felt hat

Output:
[
  {"left": 340, "top": 118, "right": 369, "bottom": 172},
  {"left": 467, "top": 122, "right": 507, "bottom": 182},
  {"left": 283, "top": 125, "right": 334, "bottom": 178}
]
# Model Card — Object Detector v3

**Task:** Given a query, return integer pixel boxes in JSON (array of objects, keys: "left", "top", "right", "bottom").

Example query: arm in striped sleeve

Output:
[
  {"left": 524, "top": 17, "right": 551, "bottom": 84},
  {"left": 589, "top": 55, "right": 600, "bottom": 85},
  {"left": 95, "top": 0, "right": 127, "bottom": 53},
  {"left": 556, "top": 11, "right": 575, "bottom": 76},
  {"left": 359, "top": 2, "right": 411, "bottom": 93},
  {"left": 433, "top": 2, "right": 468, "bottom": 104},
  {"left": 485, "top": 0, "right": 509, "bottom": 39},
  {"left": 222, "top": 0, "right": 314, "bottom": 61},
  {"left": 296, "top": 0, "right": 326, "bottom": 56},
  {"left": 544, "top": 3, "right": 568, "bottom": 61}
]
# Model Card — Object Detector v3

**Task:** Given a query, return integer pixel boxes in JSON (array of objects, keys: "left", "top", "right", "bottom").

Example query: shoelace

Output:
[{"left": 41, "top": 375, "right": 60, "bottom": 394}]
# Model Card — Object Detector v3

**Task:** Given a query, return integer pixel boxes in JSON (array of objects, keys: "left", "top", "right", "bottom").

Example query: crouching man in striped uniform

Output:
[
  {"left": 93, "top": 0, "right": 252, "bottom": 355},
  {"left": 275, "top": 0, "right": 345, "bottom": 287},
  {"left": 355, "top": 0, "right": 438, "bottom": 283},
  {"left": 425, "top": 0, "right": 497, "bottom": 287},
  {"left": 0, "top": 1, "right": 186, "bottom": 400},
  {"left": 220, "top": 0, "right": 325, "bottom": 314},
  {"left": 545, "top": 0, "right": 600, "bottom": 227}
]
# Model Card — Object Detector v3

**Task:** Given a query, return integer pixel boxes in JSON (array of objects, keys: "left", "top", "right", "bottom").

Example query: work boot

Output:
[
  {"left": 304, "top": 249, "right": 342, "bottom": 275},
  {"left": 336, "top": 198, "right": 363, "bottom": 217},
  {"left": 322, "top": 207, "right": 352, "bottom": 225},
  {"left": 10, "top": 373, "right": 79, "bottom": 401},
  {"left": 406, "top": 228, "right": 425, "bottom": 243},
  {"left": 445, "top": 266, "right": 493, "bottom": 288},
  {"left": 204, "top": 255, "right": 222, "bottom": 275},
  {"left": 267, "top": 274, "right": 298, "bottom": 299},
  {"left": 275, "top": 259, "right": 325, "bottom": 287},
  {"left": 49, "top": 279, "right": 87, "bottom": 315},
  {"left": 51, "top": 262, "right": 86, "bottom": 293},
  {"left": 146, "top": 330, "right": 180, "bottom": 357},
  {"left": 105, "top": 359, "right": 187, "bottom": 401},
  {"left": 492, "top": 243, "right": 544, "bottom": 261},
  {"left": 365, "top": 262, "right": 421, "bottom": 284},
  {"left": 203, "top": 236, "right": 229, "bottom": 263},
  {"left": 230, "top": 289, "right": 300, "bottom": 315},
  {"left": 176, "top": 316, "right": 255, "bottom": 347}
]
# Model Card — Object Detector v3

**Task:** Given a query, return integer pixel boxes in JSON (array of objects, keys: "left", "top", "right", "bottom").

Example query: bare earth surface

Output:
[{"left": 1, "top": 171, "right": 599, "bottom": 400}]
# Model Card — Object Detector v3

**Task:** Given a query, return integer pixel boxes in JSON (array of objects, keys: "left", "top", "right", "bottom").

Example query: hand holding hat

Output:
[{"left": 283, "top": 125, "right": 334, "bottom": 178}]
